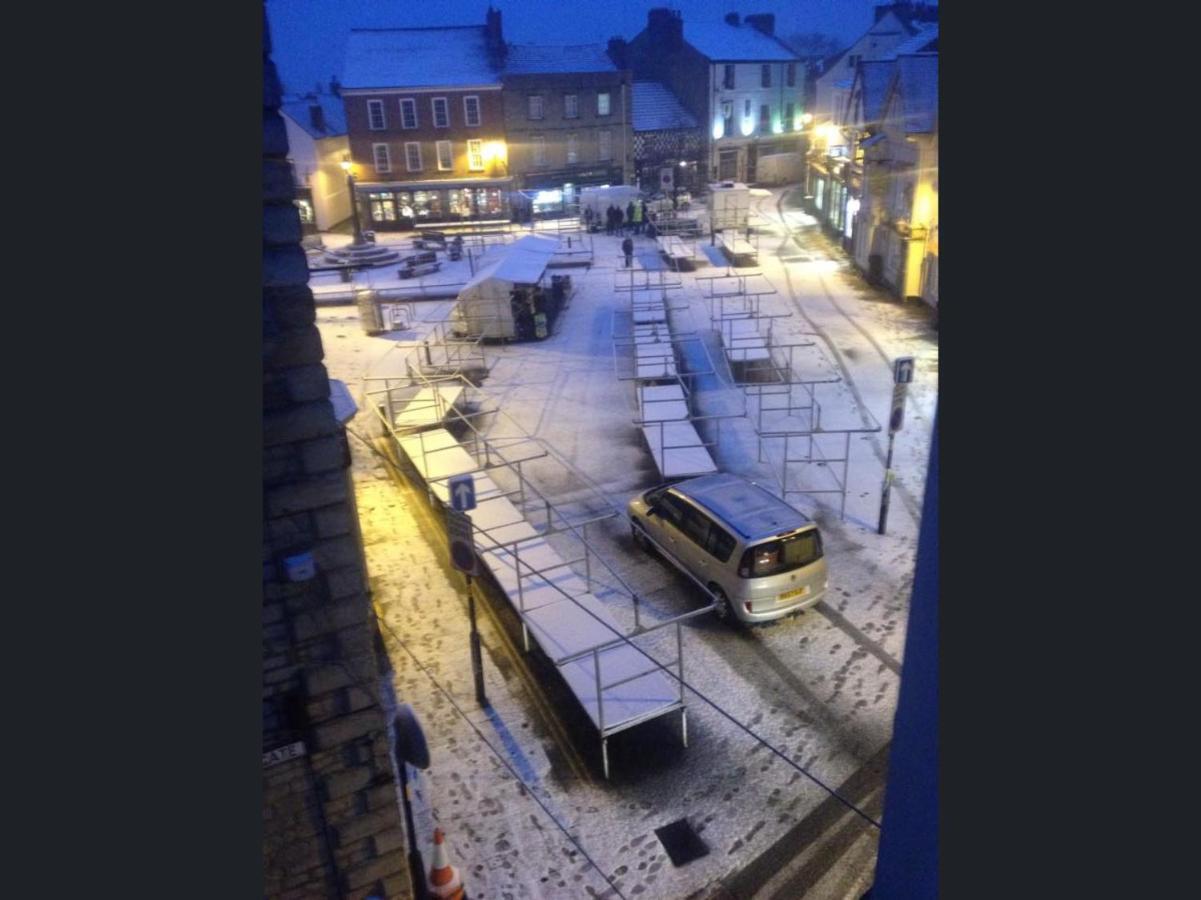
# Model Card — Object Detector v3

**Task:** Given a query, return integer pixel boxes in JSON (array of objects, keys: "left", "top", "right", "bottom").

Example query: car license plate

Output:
[{"left": 779, "top": 585, "right": 808, "bottom": 601}]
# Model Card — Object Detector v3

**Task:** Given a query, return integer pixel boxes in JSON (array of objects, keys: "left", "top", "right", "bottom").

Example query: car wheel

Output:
[
  {"left": 710, "top": 585, "right": 734, "bottom": 622},
  {"left": 631, "top": 520, "right": 653, "bottom": 553}
]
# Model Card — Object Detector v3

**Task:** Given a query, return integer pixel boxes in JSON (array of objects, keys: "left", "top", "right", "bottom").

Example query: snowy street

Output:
[{"left": 315, "top": 185, "right": 938, "bottom": 898}]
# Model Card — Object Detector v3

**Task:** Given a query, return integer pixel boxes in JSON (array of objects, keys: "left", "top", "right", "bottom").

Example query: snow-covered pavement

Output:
[{"left": 314, "top": 185, "right": 937, "bottom": 898}]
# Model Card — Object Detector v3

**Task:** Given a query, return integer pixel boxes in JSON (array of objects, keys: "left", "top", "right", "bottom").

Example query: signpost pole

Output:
[
  {"left": 878, "top": 431, "right": 896, "bottom": 535},
  {"left": 878, "top": 357, "right": 914, "bottom": 536},
  {"left": 467, "top": 574, "right": 487, "bottom": 707}
]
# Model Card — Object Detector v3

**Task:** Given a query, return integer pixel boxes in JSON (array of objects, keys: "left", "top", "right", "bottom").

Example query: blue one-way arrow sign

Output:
[
  {"left": 449, "top": 474, "right": 476, "bottom": 512},
  {"left": 893, "top": 357, "right": 915, "bottom": 384}
]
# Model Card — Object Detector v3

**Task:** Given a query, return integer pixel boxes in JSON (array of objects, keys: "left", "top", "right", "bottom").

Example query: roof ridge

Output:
[{"left": 349, "top": 25, "right": 481, "bottom": 33}]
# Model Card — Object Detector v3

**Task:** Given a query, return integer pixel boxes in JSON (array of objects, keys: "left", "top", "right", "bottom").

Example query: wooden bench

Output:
[{"left": 398, "top": 260, "right": 441, "bottom": 279}]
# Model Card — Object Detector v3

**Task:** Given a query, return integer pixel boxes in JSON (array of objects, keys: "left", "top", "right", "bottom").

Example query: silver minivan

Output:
[{"left": 628, "top": 473, "right": 828, "bottom": 624}]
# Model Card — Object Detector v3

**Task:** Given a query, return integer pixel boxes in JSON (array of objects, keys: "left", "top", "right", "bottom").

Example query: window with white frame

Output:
[
  {"left": 431, "top": 97, "right": 449, "bottom": 128},
  {"left": 597, "top": 91, "right": 611, "bottom": 116},
  {"left": 404, "top": 142, "right": 422, "bottom": 172},
  {"left": 564, "top": 93, "right": 578, "bottom": 118},
  {"left": 761, "top": 64, "right": 771, "bottom": 88},
  {"left": 566, "top": 133, "right": 578, "bottom": 163},
  {"left": 744, "top": 98, "right": 752, "bottom": 118},
  {"left": 787, "top": 63, "right": 796, "bottom": 87},
  {"left": 463, "top": 95, "right": 481, "bottom": 126},
  {"left": 597, "top": 129, "right": 611, "bottom": 161},
  {"left": 372, "top": 143, "right": 391, "bottom": 173},
  {"left": 723, "top": 64, "right": 735, "bottom": 89},
  {"left": 528, "top": 95, "right": 544, "bottom": 120},
  {"left": 367, "top": 99, "right": 386, "bottom": 130},
  {"left": 436, "top": 140, "right": 453, "bottom": 171},
  {"left": 467, "top": 139, "right": 484, "bottom": 171},
  {"left": 532, "top": 135, "right": 546, "bottom": 166},
  {"left": 400, "top": 98, "right": 418, "bottom": 129}
]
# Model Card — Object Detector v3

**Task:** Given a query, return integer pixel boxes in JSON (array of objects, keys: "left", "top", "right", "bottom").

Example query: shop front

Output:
[
  {"left": 516, "top": 166, "right": 625, "bottom": 219},
  {"left": 292, "top": 187, "right": 317, "bottom": 235},
  {"left": 356, "top": 178, "right": 514, "bottom": 230}
]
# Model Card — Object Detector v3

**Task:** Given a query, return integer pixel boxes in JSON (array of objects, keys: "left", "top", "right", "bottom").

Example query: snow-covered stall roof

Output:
[
  {"left": 489, "top": 234, "right": 558, "bottom": 285},
  {"left": 343, "top": 27, "right": 500, "bottom": 89},
  {"left": 632, "top": 82, "right": 699, "bottom": 133}
]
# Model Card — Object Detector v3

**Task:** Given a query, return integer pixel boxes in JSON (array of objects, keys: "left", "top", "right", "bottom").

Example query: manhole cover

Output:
[{"left": 654, "top": 818, "right": 710, "bottom": 867}]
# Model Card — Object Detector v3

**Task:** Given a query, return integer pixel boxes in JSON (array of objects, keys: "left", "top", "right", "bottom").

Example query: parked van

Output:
[{"left": 627, "top": 473, "right": 828, "bottom": 624}]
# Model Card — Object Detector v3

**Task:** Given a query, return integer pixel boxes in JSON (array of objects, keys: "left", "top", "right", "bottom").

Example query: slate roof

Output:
[
  {"left": 343, "top": 27, "right": 499, "bottom": 89},
  {"left": 280, "top": 95, "right": 347, "bottom": 139},
  {"left": 891, "top": 23, "right": 938, "bottom": 57},
  {"left": 894, "top": 55, "right": 938, "bottom": 133},
  {"left": 505, "top": 43, "right": 617, "bottom": 75},
  {"left": 632, "top": 81, "right": 698, "bottom": 132},
  {"left": 683, "top": 21, "right": 797, "bottom": 61}
]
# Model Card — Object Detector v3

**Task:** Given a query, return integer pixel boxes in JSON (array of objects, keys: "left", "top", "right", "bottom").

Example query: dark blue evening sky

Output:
[{"left": 266, "top": 0, "right": 922, "bottom": 96}]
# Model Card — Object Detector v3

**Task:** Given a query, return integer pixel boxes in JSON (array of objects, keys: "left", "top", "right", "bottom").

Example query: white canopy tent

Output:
[{"left": 451, "top": 235, "right": 558, "bottom": 339}]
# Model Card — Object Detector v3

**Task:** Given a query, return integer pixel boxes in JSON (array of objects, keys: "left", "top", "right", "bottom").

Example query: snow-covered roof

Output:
[
  {"left": 280, "top": 95, "right": 347, "bottom": 139},
  {"left": 683, "top": 22, "right": 797, "bottom": 61},
  {"left": 632, "top": 81, "right": 698, "bottom": 132},
  {"left": 504, "top": 44, "right": 616, "bottom": 75},
  {"left": 895, "top": 55, "right": 938, "bottom": 133},
  {"left": 891, "top": 23, "right": 938, "bottom": 58},
  {"left": 343, "top": 27, "right": 499, "bottom": 89},
  {"left": 464, "top": 234, "right": 557, "bottom": 289}
]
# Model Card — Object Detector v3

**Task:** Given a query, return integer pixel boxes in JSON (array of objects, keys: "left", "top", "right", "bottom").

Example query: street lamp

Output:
[{"left": 341, "top": 156, "right": 365, "bottom": 245}]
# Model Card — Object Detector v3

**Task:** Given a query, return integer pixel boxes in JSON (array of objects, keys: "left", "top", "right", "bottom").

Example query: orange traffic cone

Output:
[{"left": 427, "top": 828, "right": 465, "bottom": 899}]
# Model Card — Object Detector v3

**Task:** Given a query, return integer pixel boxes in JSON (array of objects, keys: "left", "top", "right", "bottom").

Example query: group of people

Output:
[{"left": 583, "top": 199, "right": 652, "bottom": 236}]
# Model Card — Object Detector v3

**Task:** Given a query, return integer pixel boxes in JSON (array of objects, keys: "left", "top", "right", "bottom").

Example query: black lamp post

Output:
[
  {"left": 341, "top": 157, "right": 365, "bottom": 245},
  {"left": 393, "top": 705, "right": 432, "bottom": 900}
]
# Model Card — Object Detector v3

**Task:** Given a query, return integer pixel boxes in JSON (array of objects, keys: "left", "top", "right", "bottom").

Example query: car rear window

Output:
[{"left": 744, "top": 530, "right": 822, "bottom": 577}]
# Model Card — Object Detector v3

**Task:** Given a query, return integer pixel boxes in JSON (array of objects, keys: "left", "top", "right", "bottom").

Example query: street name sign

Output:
[
  {"left": 449, "top": 473, "right": 477, "bottom": 511},
  {"left": 447, "top": 508, "right": 477, "bottom": 575},
  {"left": 263, "top": 741, "right": 306, "bottom": 769}
]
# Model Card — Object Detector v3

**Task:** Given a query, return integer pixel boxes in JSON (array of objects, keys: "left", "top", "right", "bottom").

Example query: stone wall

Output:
[{"left": 263, "top": 6, "right": 409, "bottom": 897}]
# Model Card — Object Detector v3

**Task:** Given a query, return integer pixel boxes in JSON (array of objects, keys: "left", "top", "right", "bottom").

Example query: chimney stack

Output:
[
  {"left": 607, "top": 37, "right": 629, "bottom": 70},
  {"left": 329, "top": 75, "right": 341, "bottom": 97},
  {"left": 724, "top": 12, "right": 740, "bottom": 27},
  {"left": 309, "top": 104, "right": 326, "bottom": 133},
  {"left": 485, "top": 6, "right": 507, "bottom": 67},
  {"left": 745, "top": 14, "right": 775, "bottom": 36},
  {"left": 647, "top": 8, "right": 684, "bottom": 52}
]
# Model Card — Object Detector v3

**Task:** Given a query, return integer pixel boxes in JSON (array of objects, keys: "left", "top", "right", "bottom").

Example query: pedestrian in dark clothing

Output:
[
  {"left": 639, "top": 199, "right": 649, "bottom": 233},
  {"left": 584, "top": 206, "right": 593, "bottom": 231},
  {"left": 626, "top": 202, "right": 636, "bottom": 234},
  {"left": 605, "top": 205, "right": 615, "bottom": 235},
  {"left": 621, "top": 236, "right": 634, "bottom": 267},
  {"left": 614, "top": 206, "right": 624, "bottom": 234}
]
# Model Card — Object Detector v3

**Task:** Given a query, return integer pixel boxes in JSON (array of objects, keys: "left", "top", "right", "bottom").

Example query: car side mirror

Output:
[{"left": 646, "top": 505, "right": 658, "bottom": 517}]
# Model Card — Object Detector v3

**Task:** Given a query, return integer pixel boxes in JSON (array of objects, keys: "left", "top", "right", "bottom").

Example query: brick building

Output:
[
  {"left": 340, "top": 11, "right": 513, "bottom": 229},
  {"left": 501, "top": 42, "right": 632, "bottom": 216},
  {"left": 263, "top": 9, "right": 410, "bottom": 897}
]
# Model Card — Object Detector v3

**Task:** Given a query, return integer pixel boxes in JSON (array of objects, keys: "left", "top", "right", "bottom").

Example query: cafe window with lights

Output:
[
  {"left": 369, "top": 192, "right": 396, "bottom": 221},
  {"left": 294, "top": 198, "right": 314, "bottom": 225}
]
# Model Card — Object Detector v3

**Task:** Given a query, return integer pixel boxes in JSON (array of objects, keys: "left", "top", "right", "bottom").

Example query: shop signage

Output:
[{"left": 263, "top": 741, "right": 306, "bottom": 768}]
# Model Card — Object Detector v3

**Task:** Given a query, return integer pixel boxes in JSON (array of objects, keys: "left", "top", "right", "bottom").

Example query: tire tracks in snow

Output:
[{"left": 767, "top": 192, "right": 924, "bottom": 525}]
